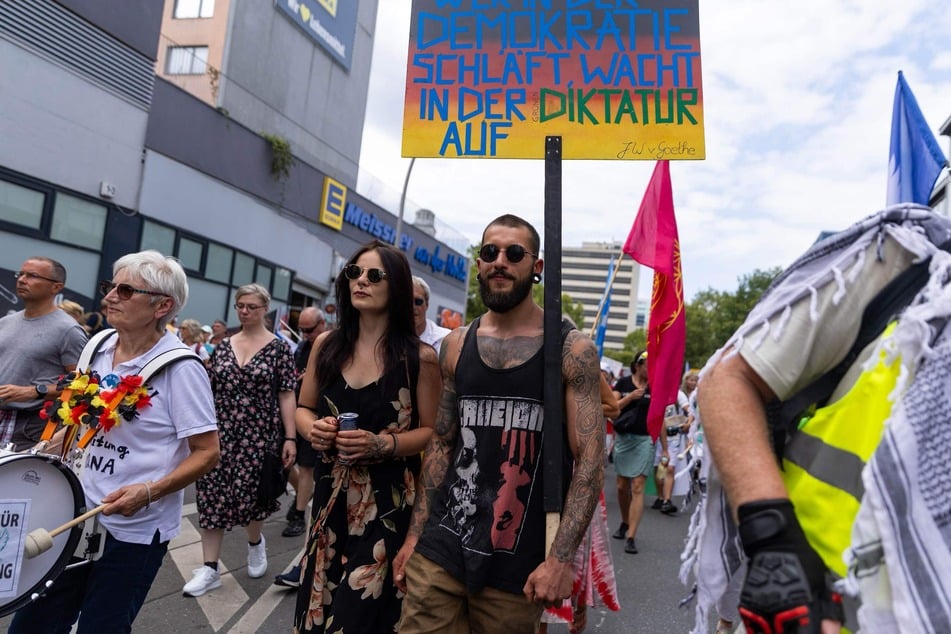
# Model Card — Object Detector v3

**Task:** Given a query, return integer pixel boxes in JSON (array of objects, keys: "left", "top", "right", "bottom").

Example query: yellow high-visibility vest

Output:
[{"left": 781, "top": 334, "right": 900, "bottom": 578}]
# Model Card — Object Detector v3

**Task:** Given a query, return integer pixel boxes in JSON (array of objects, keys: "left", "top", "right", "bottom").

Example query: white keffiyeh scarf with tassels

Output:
[{"left": 679, "top": 205, "right": 951, "bottom": 633}]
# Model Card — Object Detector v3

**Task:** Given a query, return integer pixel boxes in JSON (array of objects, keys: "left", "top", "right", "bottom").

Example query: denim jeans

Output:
[{"left": 10, "top": 530, "right": 169, "bottom": 634}]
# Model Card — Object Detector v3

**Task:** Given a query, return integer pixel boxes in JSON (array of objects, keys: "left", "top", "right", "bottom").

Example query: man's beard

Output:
[{"left": 479, "top": 270, "right": 534, "bottom": 313}]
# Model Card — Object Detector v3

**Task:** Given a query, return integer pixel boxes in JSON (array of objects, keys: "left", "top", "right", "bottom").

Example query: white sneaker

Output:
[
  {"left": 183, "top": 566, "right": 221, "bottom": 597},
  {"left": 247, "top": 536, "right": 267, "bottom": 578}
]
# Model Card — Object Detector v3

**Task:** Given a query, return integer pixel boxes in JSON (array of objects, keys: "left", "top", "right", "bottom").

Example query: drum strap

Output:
[{"left": 75, "top": 328, "right": 203, "bottom": 380}]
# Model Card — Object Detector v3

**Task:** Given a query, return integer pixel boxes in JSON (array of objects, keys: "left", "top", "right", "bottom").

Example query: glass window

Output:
[
  {"left": 141, "top": 221, "right": 176, "bottom": 256},
  {"left": 206, "top": 243, "right": 233, "bottom": 283},
  {"left": 50, "top": 194, "right": 107, "bottom": 250},
  {"left": 255, "top": 263, "right": 273, "bottom": 290},
  {"left": 232, "top": 252, "right": 254, "bottom": 286},
  {"left": 177, "top": 236, "right": 204, "bottom": 272},
  {"left": 0, "top": 180, "right": 45, "bottom": 230},
  {"left": 166, "top": 46, "right": 208, "bottom": 75},
  {"left": 174, "top": 0, "right": 215, "bottom": 19},
  {"left": 273, "top": 268, "right": 292, "bottom": 302}
]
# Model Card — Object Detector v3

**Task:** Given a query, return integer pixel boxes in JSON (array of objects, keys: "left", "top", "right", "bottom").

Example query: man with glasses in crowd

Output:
[
  {"left": 413, "top": 276, "right": 451, "bottom": 352},
  {"left": 394, "top": 215, "right": 605, "bottom": 633},
  {"left": 0, "top": 257, "right": 87, "bottom": 450}
]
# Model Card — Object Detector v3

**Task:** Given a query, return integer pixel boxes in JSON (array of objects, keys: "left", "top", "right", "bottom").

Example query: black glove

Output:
[{"left": 736, "top": 499, "right": 844, "bottom": 634}]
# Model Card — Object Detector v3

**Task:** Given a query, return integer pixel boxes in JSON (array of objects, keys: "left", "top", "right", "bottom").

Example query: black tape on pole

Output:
[{"left": 543, "top": 135, "right": 563, "bottom": 514}]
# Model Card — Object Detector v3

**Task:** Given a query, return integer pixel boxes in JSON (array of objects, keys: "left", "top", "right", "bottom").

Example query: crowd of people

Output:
[{"left": 2, "top": 214, "right": 645, "bottom": 634}]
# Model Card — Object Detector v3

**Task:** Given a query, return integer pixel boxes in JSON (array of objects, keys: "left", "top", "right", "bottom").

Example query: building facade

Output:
[
  {"left": 0, "top": 0, "right": 468, "bottom": 330},
  {"left": 929, "top": 114, "right": 951, "bottom": 216},
  {"left": 561, "top": 242, "right": 641, "bottom": 351}
]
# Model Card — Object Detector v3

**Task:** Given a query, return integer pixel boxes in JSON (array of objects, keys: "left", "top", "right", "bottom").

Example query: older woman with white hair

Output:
[
  {"left": 184, "top": 283, "right": 298, "bottom": 597},
  {"left": 10, "top": 250, "right": 220, "bottom": 633}
]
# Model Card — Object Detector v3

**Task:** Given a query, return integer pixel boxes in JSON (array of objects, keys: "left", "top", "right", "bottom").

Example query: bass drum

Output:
[{"left": 0, "top": 452, "right": 85, "bottom": 617}]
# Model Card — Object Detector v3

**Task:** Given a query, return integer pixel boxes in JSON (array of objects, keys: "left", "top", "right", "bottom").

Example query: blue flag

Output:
[
  {"left": 887, "top": 71, "right": 947, "bottom": 206},
  {"left": 595, "top": 288, "right": 611, "bottom": 356}
]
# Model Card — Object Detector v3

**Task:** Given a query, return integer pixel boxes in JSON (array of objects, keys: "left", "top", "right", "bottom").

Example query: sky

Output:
[{"left": 356, "top": 1, "right": 951, "bottom": 301}]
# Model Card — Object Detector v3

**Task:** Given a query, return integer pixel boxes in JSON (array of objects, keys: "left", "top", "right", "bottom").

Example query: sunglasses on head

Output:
[
  {"left": 479, "top": 244, "right": 536, "bottom": 264},
  {"left": 100, "top": 280, "right": 170, "bottom": 301},
  {"left": 343, "top": 264, "right": 387, "bottom": 284}
]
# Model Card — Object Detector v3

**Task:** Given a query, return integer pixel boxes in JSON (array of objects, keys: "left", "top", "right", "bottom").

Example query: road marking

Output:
[
  {"left": 169, "top": 518, "right": 250, "bottom": 632},
  {"left": 227, "top": 548, "right": 305, "bottom": 633}
]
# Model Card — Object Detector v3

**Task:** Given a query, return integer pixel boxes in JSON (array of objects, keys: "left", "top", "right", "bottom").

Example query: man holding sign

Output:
[{"left": 393, "top": 214, "right": 604, "bottom": 632}]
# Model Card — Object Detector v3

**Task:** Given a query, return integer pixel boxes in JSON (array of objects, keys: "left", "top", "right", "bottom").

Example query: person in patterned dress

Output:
[
  {"left": 182, "top": 283, "right": 298, "bottom": 597},
  {"left": 292, "top": 240, "right": 441, "bottom": 633}
]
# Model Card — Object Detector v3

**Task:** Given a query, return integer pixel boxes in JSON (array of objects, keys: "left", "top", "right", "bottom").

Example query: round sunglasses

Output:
[
  {"left": 343, "top": 264, "right": 387, "bottom": 284},
  {"left": 99, "top": 280, "right": 170, "bottom": 301},
  {"left": 479, "top": 244, "right": 536, "bottom": 263}
]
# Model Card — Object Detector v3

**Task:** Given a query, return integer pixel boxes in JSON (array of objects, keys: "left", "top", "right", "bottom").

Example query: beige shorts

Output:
[{"left": 399, "top": 551, "right": 544, "bottom": 634}]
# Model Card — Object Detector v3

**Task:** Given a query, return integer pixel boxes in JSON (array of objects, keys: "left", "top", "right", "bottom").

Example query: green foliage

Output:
[
  {"left": 603, "top": 328, "right": 646, "bottom": 367},
  {"left": 261, "top": 133, "right": 293, "bottom": 181},
  {"left": 464, "top": 244, "right": 585, "bottom": 328},
  {"left": 683, "top": 267, "right": 781, "bottom": 367}
]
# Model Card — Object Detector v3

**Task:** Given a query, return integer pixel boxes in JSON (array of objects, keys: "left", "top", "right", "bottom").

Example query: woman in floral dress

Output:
[
  {"left": 183, "top": 283, "right": 298, "bottom": 597},
  {"left": 293, "top": 240, "right": 440, "bottom": 633}
]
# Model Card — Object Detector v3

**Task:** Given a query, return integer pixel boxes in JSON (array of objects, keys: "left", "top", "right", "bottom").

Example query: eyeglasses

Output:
[
  {"left": 300, "top": 321, "right": 323, "bottom": 334},
  {"left": 234, "top": 302, "right": 265, "bottom": 311},
  {"left": 413, "top": 297, "right": 426, "bottom": 307},
  {"left": 99, "top": 281, "right": 170, "bottom": 301},
  {"left": 15, "top": 271, "right": 62, "bottom": 284},
  {"left": 479, "top": 244, "right": 536, "bottom": 264},
  {"left": 343, "top": 264, "right": 387, "bottom": 284}
]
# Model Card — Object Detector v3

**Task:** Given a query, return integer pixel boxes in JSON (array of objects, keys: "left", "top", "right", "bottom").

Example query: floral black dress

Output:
[
  {"left": 294, "top": 357, "right": 420, "bottom": 634},
  {"left": 197, "top": 337, "right": 296, "bottom": 529}
]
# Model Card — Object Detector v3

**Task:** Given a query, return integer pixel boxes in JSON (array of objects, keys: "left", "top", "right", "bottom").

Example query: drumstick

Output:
[{"left": 23, "top": 503, "right": 107, "bottom": 559}]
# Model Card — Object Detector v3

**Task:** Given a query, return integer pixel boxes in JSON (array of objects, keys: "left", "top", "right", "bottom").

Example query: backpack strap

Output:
[
  {"left": 770, "top": 253, "right": 935, "bottom": 455},
  {"left": 76, "top": 328, "right": 118, "bottom": 372},
  {"left": 138, "top": 347, "right": 203, "bottom": 384}
]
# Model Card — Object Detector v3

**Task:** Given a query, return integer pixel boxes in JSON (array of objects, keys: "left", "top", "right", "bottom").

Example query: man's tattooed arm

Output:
[
  {"left": 550, "top": 330, "right": 605, "bottom": 563},
  {"left": 406, "top": 328, "right": 463, "bottom": 539}
]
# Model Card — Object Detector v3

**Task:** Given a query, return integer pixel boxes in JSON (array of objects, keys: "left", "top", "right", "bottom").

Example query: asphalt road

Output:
[{"left": 2, "top": 463, "right": 714, "bottom": 633}]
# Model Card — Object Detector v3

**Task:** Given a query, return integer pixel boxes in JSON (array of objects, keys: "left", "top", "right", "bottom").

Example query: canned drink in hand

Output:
[
  {"left": 337, "top": 412, "right": 359, "bottom": 431},
  {"left": 336, "top": 412, "right": 358, "bottom": 465}
]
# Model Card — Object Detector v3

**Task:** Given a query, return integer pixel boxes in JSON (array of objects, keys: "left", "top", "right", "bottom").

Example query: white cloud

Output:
[{"left": 358, "top": 0, "right": 951, "bottom": 299}]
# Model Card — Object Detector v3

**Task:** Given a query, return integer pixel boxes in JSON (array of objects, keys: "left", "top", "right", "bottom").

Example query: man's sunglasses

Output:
[
  {"left": 99, "top": 281, "right": 170, "bottom": 301},
  {"left": 300, "top": 321, "right": 324, "bottom": 334},
  {"left": 413, "top": 297, "right": 425, "bottom": 307},
  {"left": 343, "top": 264, "right": 387, "bottom": 284},
  {"left": 479, "top": 244, "right": 536, "bottom": 263}
]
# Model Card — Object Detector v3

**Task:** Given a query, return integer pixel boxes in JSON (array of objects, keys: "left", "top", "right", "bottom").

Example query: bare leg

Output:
[
  {"left": 295, "top": 466, "right": 314, "bottom": 513},
  {"left": 200, "top": 528, "right": 225, "bottom": 564},
  {"left": 662, "top": 466, "right": 675, "bottom": 500},
  {"left": 615, "top": 474, "right": 631, "bottom": 524},
  {"left": 246, "top": 520, "right": 264, "bottom": 543},
  {"left": 627, "top": 475, "right": 647, "bottom": 538}
]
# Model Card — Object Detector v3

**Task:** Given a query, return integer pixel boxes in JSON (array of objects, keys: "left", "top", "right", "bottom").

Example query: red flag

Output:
[{"left": 623, "top": 161, "right": 686, "bottom": 440}]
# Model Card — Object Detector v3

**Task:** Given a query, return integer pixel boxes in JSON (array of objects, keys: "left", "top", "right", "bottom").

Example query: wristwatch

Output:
[{"left": 35, "top": 384, "right": 48, "bottom": 397}]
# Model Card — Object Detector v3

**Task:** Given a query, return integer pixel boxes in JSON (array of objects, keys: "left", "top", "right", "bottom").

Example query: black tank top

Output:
[{"left": 416, "top": 317, "right": 549, "bottom": 594}]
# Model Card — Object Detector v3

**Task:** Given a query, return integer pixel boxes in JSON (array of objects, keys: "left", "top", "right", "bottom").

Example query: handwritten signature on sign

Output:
[{"left": 617, "top": 141, "right": 697, "bottom": 160}]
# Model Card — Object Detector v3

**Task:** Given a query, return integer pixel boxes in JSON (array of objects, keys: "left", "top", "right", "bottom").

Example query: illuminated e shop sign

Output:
[{"left": 318, "top": 177, "right": 466, "bottom": 282}]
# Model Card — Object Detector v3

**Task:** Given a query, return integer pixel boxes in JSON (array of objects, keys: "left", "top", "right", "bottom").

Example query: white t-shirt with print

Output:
[{"left": 81, "top": 331, "right": 217, "bottom": 545}]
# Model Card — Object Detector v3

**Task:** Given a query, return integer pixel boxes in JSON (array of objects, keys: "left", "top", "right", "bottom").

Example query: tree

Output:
[
  {"left": 683, "top": 267, "right": 781, "bottom": 368},
  {"left": 603, "top": 328, "right": 646, "bottom": 367}
]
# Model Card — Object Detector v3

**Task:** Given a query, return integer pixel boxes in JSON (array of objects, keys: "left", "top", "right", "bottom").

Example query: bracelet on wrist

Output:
[
  {"left": 284, "top": 437, "right": 296, "bottom": 442},
  {"left": 143, "top": 481, "right": 153, "bottom": 510},
  {"left": 389, "top": 432, "right": 399, "bottom": 457}
]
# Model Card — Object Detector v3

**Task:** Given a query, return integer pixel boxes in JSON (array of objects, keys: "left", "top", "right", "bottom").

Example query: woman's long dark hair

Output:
[{"left": 316, "top": 240, "right": 419, "bottom": 394}]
